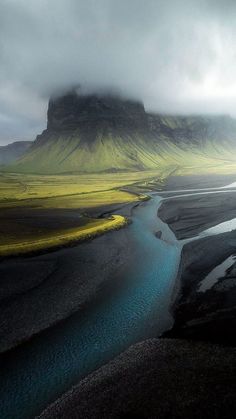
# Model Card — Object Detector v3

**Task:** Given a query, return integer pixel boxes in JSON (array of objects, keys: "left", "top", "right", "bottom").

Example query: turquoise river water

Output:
[{"left": 0, "top": 194, "right": 183, "bottom": 418}]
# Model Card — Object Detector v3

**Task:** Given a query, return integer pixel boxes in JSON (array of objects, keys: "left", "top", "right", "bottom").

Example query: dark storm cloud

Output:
[{"left": 0, "top": 0, "right": 236, "bottom": 143}]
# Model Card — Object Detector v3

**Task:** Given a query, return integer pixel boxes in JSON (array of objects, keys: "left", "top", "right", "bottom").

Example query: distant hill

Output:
[
  {"left": 9, "top": 91, "right": 236, "bottom": 173},
  {"left": 0, "top": 141, "right": 32, "bottom": 165}
]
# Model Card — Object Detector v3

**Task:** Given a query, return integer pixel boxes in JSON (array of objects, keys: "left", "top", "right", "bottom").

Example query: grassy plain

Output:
[
  {"left": 1, "top": 161, "right": 236, "bottom": 257},
  {"left": 0, "top": 170, "right": 166, "bottom": 257},
  {"left": 0, "top": 170, "right": 166, "bottom": 208}
]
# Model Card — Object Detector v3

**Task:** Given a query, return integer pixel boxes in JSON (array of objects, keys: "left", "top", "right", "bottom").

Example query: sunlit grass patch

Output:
[
  {"left": 0, "top": 170, "right": 167, "bottom": 256},
  {"left": 0, "top": 215, "right": 128, "bottom": 257},
  {"left": 0, "top": 170, "right": 164, "bottom": 208}
]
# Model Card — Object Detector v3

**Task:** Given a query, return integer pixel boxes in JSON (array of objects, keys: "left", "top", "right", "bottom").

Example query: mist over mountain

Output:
[
  {"left": 1, "top": 0, "right": 236, "bottom": 143},
  {"left": 10, "top": 90, "right": 236, "bottom": 174}
]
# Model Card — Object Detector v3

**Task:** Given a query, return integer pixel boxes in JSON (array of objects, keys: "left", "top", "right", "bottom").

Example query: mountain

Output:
[
  {"left": 0, "top": 141, "right": 32, "bottom": 165},
  {"left": 10, "top": 91, "right": 236, "bottom": 173}
]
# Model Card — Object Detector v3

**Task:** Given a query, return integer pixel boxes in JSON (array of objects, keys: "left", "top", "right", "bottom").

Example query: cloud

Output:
[{"left": 0, "top": 0, "right": 236, "bottom": 143}]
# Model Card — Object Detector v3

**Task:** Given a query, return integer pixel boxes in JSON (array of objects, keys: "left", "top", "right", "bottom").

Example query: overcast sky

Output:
[{"left": 1, "top": 0, "right": 236, "bottom": 144}]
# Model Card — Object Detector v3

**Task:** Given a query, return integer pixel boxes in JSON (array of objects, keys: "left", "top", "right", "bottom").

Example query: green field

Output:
[
  {"left": 1, "top": 160, "right": 236, "bottom": 257},
  {"left": 0, "top": 170, "right": 163, "bottom": 257},
  {"left": 0, "top": 171, "right": 162, "bottom": 208}
]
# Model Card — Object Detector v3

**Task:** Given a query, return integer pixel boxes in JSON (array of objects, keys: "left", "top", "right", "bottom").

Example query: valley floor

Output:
[
  {"left": 1, "top": 163, "right": 236, "bottom": 256},
  {"left": 0, "top": 170, "right": 162, "bottom": 257},
  {"left": 1, "top": 169, "right": 236, "bottom": 418},
  {"left": 38, "top": 172, "right": 236, "bottom": 419},
  {"left": 1, "top": 170, "right": 236, "bottom": 349}
]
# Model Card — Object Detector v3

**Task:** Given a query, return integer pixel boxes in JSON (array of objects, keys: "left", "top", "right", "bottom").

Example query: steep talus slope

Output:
[{"left": 10, "top": 91, "right": 236, "bottom": 173}]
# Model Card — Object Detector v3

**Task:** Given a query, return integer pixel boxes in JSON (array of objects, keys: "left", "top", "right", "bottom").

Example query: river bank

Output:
[
  {"left": 164, "top": 230, "right": 236, "bottom": 345},
  {"left": 0, "top": 213, "right": 132, "bottom": 353},
  {"left": 159, "top": 190, "right": 236, "bottom": 239},
  {"left": 39, "top": 338, "right": 236, "bottom": 419},
  {"left": 157, "top": 176, "right": 236, "bottom": 345},
  {"left": 0, "top": 198, "right": 145, "bottom": 353}
]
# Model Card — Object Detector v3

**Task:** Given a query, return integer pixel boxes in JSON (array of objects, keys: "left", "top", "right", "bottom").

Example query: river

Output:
[
  {"left": 1, "top": 187, "right": 236, "bottom": 418},
  {"left": 0, "top": 195, "right": 181, "bottom": 419}
]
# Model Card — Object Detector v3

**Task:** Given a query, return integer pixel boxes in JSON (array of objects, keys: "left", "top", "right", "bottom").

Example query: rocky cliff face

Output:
[
  {"left": 148, "top": 114, "right": 236, "bottom": 145},
  {"left": 46, "top": 92, "right": 149, "bottom": 140},
  {"left": 44, "top": 91, "right": 236, "bottom": 146}
]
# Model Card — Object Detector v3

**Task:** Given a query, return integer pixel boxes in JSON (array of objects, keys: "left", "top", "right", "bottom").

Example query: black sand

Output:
[
  {"left": 39, "top": 338, "right": 236, "bottom": 419},
  {"left": 0, "top": 223, "right": 133, "bottom": 353},
  {"left": 165, "top": 232, "right": 236, "bottom": 345},
  {"left": 158, "top": 175, "right": 236, "bottom": 344},
  {"left": 159, "top": 191, "right": 236, "bottom": 239}
]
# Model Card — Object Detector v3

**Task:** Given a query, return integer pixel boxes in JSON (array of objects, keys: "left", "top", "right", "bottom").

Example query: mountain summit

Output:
[
  {"left": 47, "top": 92, "right": 148, "bottom": 138},
  {"left": 11, "top": 91, "right": 236, "bottom": 173}
]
